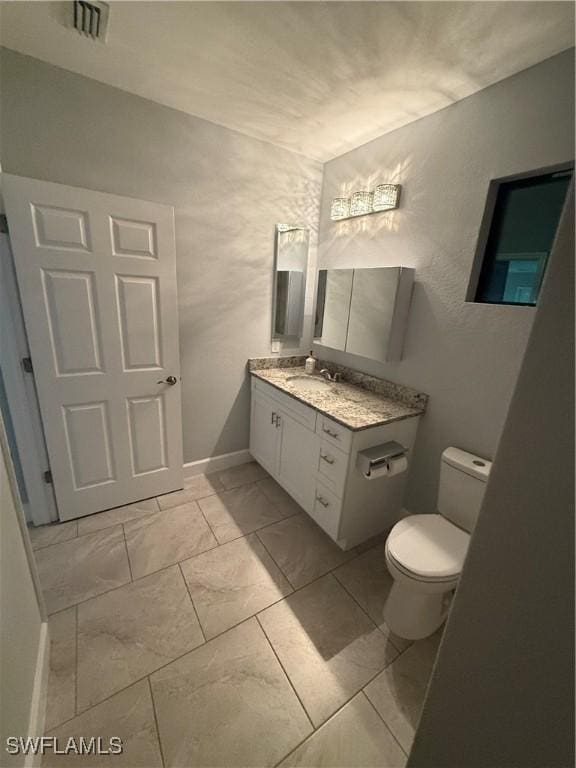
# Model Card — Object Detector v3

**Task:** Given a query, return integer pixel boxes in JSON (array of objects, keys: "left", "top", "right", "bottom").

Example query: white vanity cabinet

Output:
[
  {"left": 250, "top": 377, "right": 421, "bottom": 550},
  {"left": 250, "top": 379, "right": 319, "bottom": 513}
]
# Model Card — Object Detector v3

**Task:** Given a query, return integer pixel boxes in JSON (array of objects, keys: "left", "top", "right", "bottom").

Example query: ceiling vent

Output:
[{"left": 72, "top": 1, "right": 109, "bottom": 41}]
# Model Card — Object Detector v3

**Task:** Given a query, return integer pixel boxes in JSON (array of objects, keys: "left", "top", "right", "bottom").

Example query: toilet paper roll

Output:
[
  {"left": 363, "top": 455, "right": 408, "bottom": 480},
  {"left": 386, "top": 455, "right": 408, "bottom": 477}
]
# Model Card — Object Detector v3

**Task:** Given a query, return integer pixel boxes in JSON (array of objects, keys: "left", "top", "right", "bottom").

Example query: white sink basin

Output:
[{"left": 286, "top": 375, "right": 332, "bottom": 393}]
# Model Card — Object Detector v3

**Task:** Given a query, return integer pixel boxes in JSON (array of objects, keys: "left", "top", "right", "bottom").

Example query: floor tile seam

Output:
[
  {"left": 331, "top": 644, "right": 411, "bottom": 721},
  {"left": 175, "top": 553, "right": 344, "bottom": 646},
  {"left": 177, "top": 561, "right": 207, "bottom": 645},
  {"left": 121, "top": 524, "right": 134, "bottom": 583},
  {"left": 197, "top": 504, "right": 301, "bottom": 549},
  {"left": 49, "top": 632, "right": 222, "bottom": 731},
  {"left": 254, "top": 528, "right": 299, "bottom": 591},
  {"left": 353, "top": 637, "right": 421, "bottom": 748},
  {"left": 69, "top": 613, "right": 294, "bottom": 726},
  {"left": 218, "top": 475, "right": 264, "bottom": 492},
  {"left": 41, "top": 497, "right": 384, "bottom": 626},
  {"left": 254, "top": 614, "right": 315, "bottom": 732},
  {"left": 46, "top": 601, "right": 412, "bottom": 740},
  {"left": 32, "top": 522, "right": 129, "bottom": 555},
  {"left": 30, "top": 530, "right": 79, "bottom": 552},
  {"left": 270, "top": 685, "right": 395, "bottom": 768},
  {"left": 376, "top": 625, "right": 414, "bottom": 653},
  {"left": 147, "top": 676, "right": 167, "bottom": 768},
  {"left": 37, "top": 492, "right": 213, "bottom": 548},
  {"left": 244, "top": 544, "right": 386, "bottom": 630},
  {"left": 31, "top": 471, "right": 271, "bottom": 550},
  {"left": 302, "top": 629, "right": 407, "bottom": 731},
  {"left": 331, "top": 569, "right": 405, "bottom": 654},
  {"left": 175, "top": 525, "right": 312, "bottom": 643},
  {"left": 195, "top": 499, "right": 220, "bottom": 543},
  {"left": 157, "top": 490, "right": 217, "bottom": 513},
  {"left": 45, "top": 529, "right": 262, "bottom": 617},
  {"left": 36, "top": 492, "right": 236, "bottom": 568},
  {"left": 182, "top": 582, "right": 294, "bottom": 646},
  {"left": 254, "top": 518, "right": 384, "bottom": 595},
  {"left": 305, "top": 569, "right": 394, "bottom": 660},
  {"left": 67, "top": 552, "right": 225, "bottom": 625},
  {"left": 42, "top": 517, "right": 377, "bottom": 622},
  {"left": 361, "top": 688, "right": 410, "bottom": 758},
  {"left": 46, "top": 479, "right": 311, "bottom": 556}
]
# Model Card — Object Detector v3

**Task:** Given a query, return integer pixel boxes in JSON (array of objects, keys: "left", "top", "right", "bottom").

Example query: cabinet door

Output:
[
  {"left": 277, "top": 412, "right": 320, "bottom": 513},
  {"left": 250, "top": 393, "right": 280, "bottom": 476}
]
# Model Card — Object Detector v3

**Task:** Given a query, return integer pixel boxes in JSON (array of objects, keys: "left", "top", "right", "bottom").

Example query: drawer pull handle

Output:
[
  {"left": 323, "top": 427, "right": 339, "bottom": 439},
  {"left": 271, "top": 412, "right": 276, "bottom": 425},
  {"left": 320, "top": 454, "right": 335, "bottom": 465},
  {"left": 316, "top": 496, "right": 330, "bottom": 508}
]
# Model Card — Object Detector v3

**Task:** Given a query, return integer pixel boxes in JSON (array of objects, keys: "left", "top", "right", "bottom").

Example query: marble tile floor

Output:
[{"left": 31, "top": 462, "right": 442, "bottom": 768}]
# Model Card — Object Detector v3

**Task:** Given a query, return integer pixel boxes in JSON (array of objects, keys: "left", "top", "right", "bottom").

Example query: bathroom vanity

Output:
[{"left": 249, "top": 358, "right": 428, "bottom": 550}]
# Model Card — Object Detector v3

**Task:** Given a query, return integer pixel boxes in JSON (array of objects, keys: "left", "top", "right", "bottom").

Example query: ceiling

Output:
[{"left": 0, "top": 1, "right": 573, "bottom": 161}]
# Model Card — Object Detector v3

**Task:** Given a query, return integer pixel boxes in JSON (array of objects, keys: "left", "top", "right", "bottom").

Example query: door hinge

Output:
[
  {"left": 0, "top": 214, "right": 8, "bottom": 234},
  {"left": 22, "top": 357, "right": 34, "bottom": 374},
  {"left": 43, "top": 470, "right": 53, "bottom": 485}
]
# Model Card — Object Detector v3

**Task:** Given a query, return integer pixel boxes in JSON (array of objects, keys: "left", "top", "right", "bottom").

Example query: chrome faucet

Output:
[{"left": 319, "top": 368, "right": 341, "bottom": 382}]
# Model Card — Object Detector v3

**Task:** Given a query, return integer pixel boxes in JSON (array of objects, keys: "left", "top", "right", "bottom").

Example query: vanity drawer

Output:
[
  {"left": 317, "top": 440, "right": 348, "bottom": 498},
  {"left": 253, "top": 378, "right": 317, "bottom": 431},
  {"left": 311, "top": 480, "right": 342, "bottom": 540},
  {"left": 316, "top": 415, "right": 353, "bottom": 454}
]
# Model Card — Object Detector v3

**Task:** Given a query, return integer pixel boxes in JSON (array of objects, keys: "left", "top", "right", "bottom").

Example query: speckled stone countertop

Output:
[{"left": 248, "top": 356, "right": 428, "bottom": 431}]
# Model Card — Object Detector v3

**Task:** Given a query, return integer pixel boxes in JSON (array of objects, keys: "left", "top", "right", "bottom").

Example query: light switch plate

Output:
[{"left": 271, "top": 340, "right": 280, "bottom": 353}]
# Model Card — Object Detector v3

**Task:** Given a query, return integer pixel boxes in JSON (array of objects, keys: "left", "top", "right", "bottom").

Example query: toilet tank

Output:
[{"left": 438, "top": 447, "right": 492, "bottom": 532}]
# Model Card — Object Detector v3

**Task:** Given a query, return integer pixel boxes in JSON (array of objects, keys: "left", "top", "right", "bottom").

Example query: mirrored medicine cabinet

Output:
[
  {"left": 314, "top": 266, "right": 414, "bottom": 363},
  {"left": 272, "top": 224, "right": 310, "bottom": 340}
]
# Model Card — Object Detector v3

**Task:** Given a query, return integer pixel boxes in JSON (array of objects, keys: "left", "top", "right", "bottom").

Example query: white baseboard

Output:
[
  {"left": 25, "top": 621, "right": 50, "bottom": 767},
  {"left": 183, "top": 448, "right": 252, "bottom": 478}
]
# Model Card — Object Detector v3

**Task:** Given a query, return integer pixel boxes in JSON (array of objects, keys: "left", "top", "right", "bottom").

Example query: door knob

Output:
[{"left": 157, "top": 375, "right": 178, "bottom": 385}]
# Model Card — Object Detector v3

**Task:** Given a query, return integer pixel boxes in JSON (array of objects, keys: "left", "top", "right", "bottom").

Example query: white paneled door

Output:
[{"left": 3, "top": 174, "right": 183, "bottom": 521}]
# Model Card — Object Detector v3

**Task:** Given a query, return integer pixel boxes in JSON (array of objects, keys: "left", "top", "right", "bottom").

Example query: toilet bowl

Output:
[{"left": 384, "top": 447, "right": 491, "bottom": 640}]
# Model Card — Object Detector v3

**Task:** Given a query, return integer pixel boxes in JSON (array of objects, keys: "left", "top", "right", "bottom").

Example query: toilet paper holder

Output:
[{"left": 356, "top": 441, "right": 407, "bottom": 478}]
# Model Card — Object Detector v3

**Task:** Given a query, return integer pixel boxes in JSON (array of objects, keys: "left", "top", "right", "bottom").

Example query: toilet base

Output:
[{"left": 384, "top": 580, "right": 453, "bottom": 640}]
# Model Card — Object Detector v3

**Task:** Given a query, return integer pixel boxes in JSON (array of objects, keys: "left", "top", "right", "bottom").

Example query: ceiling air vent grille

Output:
[{"left": 73, "top": 1, "right": 109, "bottom": 41}]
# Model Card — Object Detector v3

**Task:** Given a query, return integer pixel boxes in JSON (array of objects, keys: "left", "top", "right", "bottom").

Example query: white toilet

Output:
[{"left": 384, "top": 447, "right": 491, "bottom": 640}]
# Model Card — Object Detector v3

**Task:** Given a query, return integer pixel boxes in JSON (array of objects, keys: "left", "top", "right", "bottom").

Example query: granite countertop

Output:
[{"left": 248, "top": 357, "right": 428, "bottom": 431}]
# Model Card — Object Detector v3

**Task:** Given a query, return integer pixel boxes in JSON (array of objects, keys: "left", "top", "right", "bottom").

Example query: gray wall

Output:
[
  {"left": 408, "top": 183, "right": 574, "bottom": 768},
  {"left": 0, "top": 415, "right": 44, "bottom": 764},
  {"left": 315, "top": 49, "right": 574, "bottom": 513},
  {"left": 0, "top": 48, "right": 322, "bottom": 463}
]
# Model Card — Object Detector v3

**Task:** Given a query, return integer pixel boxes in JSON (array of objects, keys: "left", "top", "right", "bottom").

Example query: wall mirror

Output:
[
  {"left": 272, "top": 224, "right": 310, "bottom": 340},
  {"left": 314, "top": 266, "right": 414, "bottom": 362}
]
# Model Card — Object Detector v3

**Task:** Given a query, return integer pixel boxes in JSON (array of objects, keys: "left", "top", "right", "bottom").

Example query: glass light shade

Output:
[
  {"left": 350, "top": 191, "right": 373, "bottom": 217},
  {"left": 330, "top": 197, "right": 350, "bottom": 221},
  {"left": 372, "top": 184, "right": 400, "bottom": 212}
]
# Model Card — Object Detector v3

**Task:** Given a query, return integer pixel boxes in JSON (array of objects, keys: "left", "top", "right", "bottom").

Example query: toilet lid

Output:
[{"left": 387, "top": 514, "right": 469, "bottom": 580}]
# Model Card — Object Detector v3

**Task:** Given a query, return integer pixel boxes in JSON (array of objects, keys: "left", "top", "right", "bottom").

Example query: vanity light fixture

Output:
[
  {"left": 350, "top": 191, "right": 373, "bottom": 217},
  {"left": 372, "top": 183, "right": 401, "bottom": 212},
  {"left": 330, "top": 198, "right": 350, "bottom": 221},
  {"left": 330, "top": 184, "right": 401, "bottom": 221}
]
